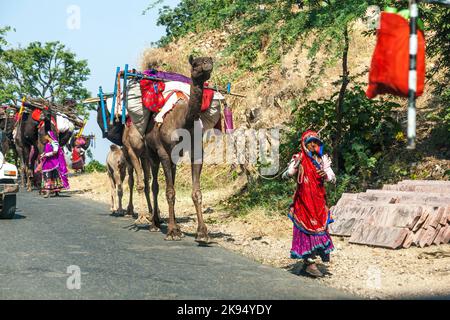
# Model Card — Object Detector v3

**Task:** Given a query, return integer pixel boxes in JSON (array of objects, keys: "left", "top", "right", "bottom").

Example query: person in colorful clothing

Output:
[
  {"left": 283, "top": 130, "right": 336, "bottom": 277},
  {"left": 40, "top": 131, "right": 70, "bottom": 198},
  {"left": 71, "top": 136, "right": 87, "bottom": 173}
]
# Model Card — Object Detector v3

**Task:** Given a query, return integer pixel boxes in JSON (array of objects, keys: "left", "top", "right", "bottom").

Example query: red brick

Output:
[
  {"left": 412, "top": 228, "right": 426, "bottom": 247},
  {"left": 443, "top": 226, "right": 450, "bottom": 244},
  {"left": 439, "top": 207, "right": 448, "bottom": 226},
  {"left": 433, "top": 226, "right": 447, "bottom": 245},
  {"left": 349, "top": 225, "right": 409, "bottom": 249},
  {"left": 419, "top": 227, "right": 436, "bottom": 248},
  {"left": 402, "top": 231, "right": 414, "bottom": 249},
  {"left": 422, "top": 210, "right": 436, "bottom": 230},
  {"left": 412, "top": 211, "right": 429, "bottom": 232},
  {"left": 429, "top": 208, "right": 444, "bottom": 229}
]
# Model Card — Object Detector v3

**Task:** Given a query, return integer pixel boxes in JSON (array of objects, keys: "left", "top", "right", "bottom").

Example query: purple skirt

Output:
[{"left": 290, "top": 226, "right": 334, "bottom": 261}]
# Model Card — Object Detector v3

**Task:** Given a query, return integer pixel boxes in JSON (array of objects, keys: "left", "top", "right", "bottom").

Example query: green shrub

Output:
[
  {"left": 84, "top": 160, "right": 107, "bottom": 173},
  {"left": 225, "top": 85, "right": 402, "bottom": 215}
]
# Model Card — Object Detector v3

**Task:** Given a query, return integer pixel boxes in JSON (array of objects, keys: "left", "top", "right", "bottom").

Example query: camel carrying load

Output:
[
  {"left": 87, "top": 65, "right": 235, "bottom": 143},
  {"left": 83, "top": 57, "right": 245, "bottom": 241},
  {"left": 12, "top": 98, "right": 86, "bottom": 191}
]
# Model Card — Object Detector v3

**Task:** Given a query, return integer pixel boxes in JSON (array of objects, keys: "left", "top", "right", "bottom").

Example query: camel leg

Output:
[
  {"left": 27, "top": 145, "right": 38, "bottom": 192},
  {"left": 26, "top": 167, "right": 33, "bottom": 192},
  {"left": 17, "top": 147, "right": 26, "bottom": 188},
  {"left": 134, "top": 158, "right": 152, "bottom": 225},
  {"left": 124, "top": 145, "right": 145, "bottom": 193},
  {"left": 142, "top": 158, "right": 154, "bottom": 224},
  {"left": 20, "top": 166, "right": 26, "bottom": 188},
  {"left": 115, "top": 170, "right": 124, "bottom": 215},
  {"left": 192, "top": 162, "right": 209, "bottom": 243},
  {"left": 158, "top": 148, "right": 181, "bottom": 241},
  {"left": 108, "top": 172, "right": 116, "bottom": 213},
  {"left": 149, "top": 157, "right": 161, "bottom": 232},
  {"left": 21, "top": 145, "right": 32, "bottom": 192},
  {"left": 126, "top": 164, "right": 135, "bottom": 217}
]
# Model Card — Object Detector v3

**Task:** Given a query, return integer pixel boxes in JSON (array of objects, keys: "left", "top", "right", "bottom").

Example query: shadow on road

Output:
[
  {"left": 284, "top": 261, "right": 333, "bottom": 279},
  {"left": 12, "top": 213, "right": 26, "bottom": 220}
]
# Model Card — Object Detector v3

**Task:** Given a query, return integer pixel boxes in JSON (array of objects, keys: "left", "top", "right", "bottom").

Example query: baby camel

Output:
[{"left": 106, "top": 145, "right": 130, "bottom": 215}]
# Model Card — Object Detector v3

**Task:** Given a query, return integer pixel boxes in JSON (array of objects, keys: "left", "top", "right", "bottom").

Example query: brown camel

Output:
[
  {"left": 106, "top": 144, "right": 130, "bottom": 214},
  {"left": 96, "top": 104, "right": 153, "bottom": 219},
  {"left": 15, "top": 107, "right": 73, "bottom": 191},
  {"left": 14, "top": 111, "right": 46, "bottom": 191},
  {"left": 144, "top": 56, "right": 215, "bottom": 242}
]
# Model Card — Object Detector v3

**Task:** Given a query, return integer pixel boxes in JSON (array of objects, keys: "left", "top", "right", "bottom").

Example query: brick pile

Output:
[{"left": 329, "top": 180, "right": 450, "bottom": 249}]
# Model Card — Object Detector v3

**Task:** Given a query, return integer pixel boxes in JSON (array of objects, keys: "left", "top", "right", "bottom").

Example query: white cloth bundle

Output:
[
  {"left": 155, "top": 81, "right": 225, "bottom": 124},
  {"left": 56, "top": 114, "right": 75, "bottom": 133}
]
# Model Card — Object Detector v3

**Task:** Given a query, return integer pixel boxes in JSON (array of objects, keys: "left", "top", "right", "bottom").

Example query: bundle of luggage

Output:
[
  {"left": 29, "top": 106, "right": 75, "bottom": 135},
  {"left": 101, "top": 68, "right": 231, "bottom": 142}
]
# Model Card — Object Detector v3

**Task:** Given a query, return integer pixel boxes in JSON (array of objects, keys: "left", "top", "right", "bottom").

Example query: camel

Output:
[
  {"left": 96, "top": 105, "right": 153, "bottom": 219},
  {"left": 0, "top": 108, "right": 18, "bottom": 164},
  {"left": 106, "top": 144, "right": 130, "bottom": 214},
  {"left": 144, "top": 56, "right": 215, "bottom": 242},
  {"left": 14, "top": 108, "right": 62, "bottom": 191},
  {"left": 14, "top": 111, "right": 42, "bottom": 191}
]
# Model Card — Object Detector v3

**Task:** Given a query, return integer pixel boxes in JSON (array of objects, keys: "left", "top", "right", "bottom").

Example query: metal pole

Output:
[
  {"left": 122, "top": 64, "right": 128, "bottom": 124},
  {"left": 407, "top": 0, "right": 418, "bottom": 149},
  {"left": 110, "top": 67, "right": 120, "bottom": 123},
  {"left": 99, "top": 86, "right": 108, "bottom": 133}
]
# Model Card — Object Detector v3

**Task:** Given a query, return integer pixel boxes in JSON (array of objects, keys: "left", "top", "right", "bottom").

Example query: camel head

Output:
[{"left": 188, "top": 55, "right": 213, "bottom": 84}]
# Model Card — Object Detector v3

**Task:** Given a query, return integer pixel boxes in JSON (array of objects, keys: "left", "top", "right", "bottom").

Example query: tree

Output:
[
  {"left": 0, "top": 26, "right": 12, "bottom": 52},
  {"left": 0, "top": 41, "right": 91, "bottom": 116}
]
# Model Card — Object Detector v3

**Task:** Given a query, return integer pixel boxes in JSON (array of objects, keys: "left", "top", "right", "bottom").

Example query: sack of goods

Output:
[
  {"left": 126, "top": 79, "right": 151, "bottom": 137},
  {"left": 366, "top": 10, "right": 425, "bottom": 99},
  {"left": 140, "top": 79, "right": 166, "bottom": 113},
  {"left": 56, "top": 114, "right": 75, "bottom": 133}
]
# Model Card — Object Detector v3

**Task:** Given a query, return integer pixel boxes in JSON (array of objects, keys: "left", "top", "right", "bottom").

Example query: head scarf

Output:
[
  {"left": 301, "top": 130, "right": 324, "bottom": 159},
  {"left": 75, "top": 136, "right": 86, "bottom": 147}
]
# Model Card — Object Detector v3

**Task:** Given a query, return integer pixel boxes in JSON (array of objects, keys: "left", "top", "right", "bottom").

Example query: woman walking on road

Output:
[
  {"left": 39, "top": 131, "right": 70, "bottom": 198},
  {"left": 284, "top": 130, "right": 336, "bottom": 278}
]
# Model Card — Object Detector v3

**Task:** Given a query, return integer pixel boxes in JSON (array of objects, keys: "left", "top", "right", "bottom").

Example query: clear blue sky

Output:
[{"left": 0, "top": 0, "right": 180, "bottom": 163}]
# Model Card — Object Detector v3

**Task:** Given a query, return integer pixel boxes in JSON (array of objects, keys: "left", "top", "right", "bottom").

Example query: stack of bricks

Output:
[{"left": 329, "top": 180, "right": 450, "bottom": 249}]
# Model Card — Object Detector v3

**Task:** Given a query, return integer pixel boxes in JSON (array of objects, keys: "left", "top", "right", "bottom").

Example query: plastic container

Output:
[{"left": 223, "top": 105, "right": 234, "bottom": 133}]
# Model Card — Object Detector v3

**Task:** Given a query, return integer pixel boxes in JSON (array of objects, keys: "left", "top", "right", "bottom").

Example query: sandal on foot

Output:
[{"left": 304, "top": 263, "right": 324, "bottom": 278}]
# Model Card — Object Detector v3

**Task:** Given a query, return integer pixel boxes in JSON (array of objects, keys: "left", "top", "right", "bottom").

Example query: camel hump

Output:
[{"left": 110, "top": 144, "right": 120, "bottom": 152}]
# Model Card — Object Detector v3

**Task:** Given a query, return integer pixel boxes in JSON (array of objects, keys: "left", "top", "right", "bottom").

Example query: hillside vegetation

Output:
[{"left": 141, "top": 0, "right": 449, "bottom": 215}]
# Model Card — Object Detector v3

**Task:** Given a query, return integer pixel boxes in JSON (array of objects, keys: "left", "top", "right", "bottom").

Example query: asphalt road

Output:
[{"left": 0, "top": 190, "right": 352, "bottom": 300}]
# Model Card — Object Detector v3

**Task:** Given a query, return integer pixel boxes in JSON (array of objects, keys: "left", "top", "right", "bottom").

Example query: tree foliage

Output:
[{"left": 0, "top": 39, "right": 92, "bottom": 117}]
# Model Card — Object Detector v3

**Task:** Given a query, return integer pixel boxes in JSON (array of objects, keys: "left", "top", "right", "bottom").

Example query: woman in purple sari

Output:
[{"left": 40, "top": 131, "right": 70, "bottom": 197}]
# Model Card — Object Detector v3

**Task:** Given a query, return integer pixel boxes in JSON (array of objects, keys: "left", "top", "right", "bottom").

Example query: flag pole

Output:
[{"left": 407, "top": 0, "right": 418, "bottom": 149}]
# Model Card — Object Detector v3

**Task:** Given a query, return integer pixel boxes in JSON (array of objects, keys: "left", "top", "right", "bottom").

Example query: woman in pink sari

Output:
[
  {"left": 40, "top": 131, "right": 69, "bottom": 197},
  {"left": 284, "top": 130, "right": 336, "bottom": 277}
]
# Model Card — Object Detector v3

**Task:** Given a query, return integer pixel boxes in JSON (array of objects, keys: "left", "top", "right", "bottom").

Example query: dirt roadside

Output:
[{"left": 69, "top": 171, "right": 450, "bottom": 299}]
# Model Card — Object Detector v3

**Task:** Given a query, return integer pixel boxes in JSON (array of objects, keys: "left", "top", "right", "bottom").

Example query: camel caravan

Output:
[
  {"left": 0, "top": 99, "right": 94, "bottom": 194},
  {"left": 89, "top": 56, "right": 236, "bottom": 243}
]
